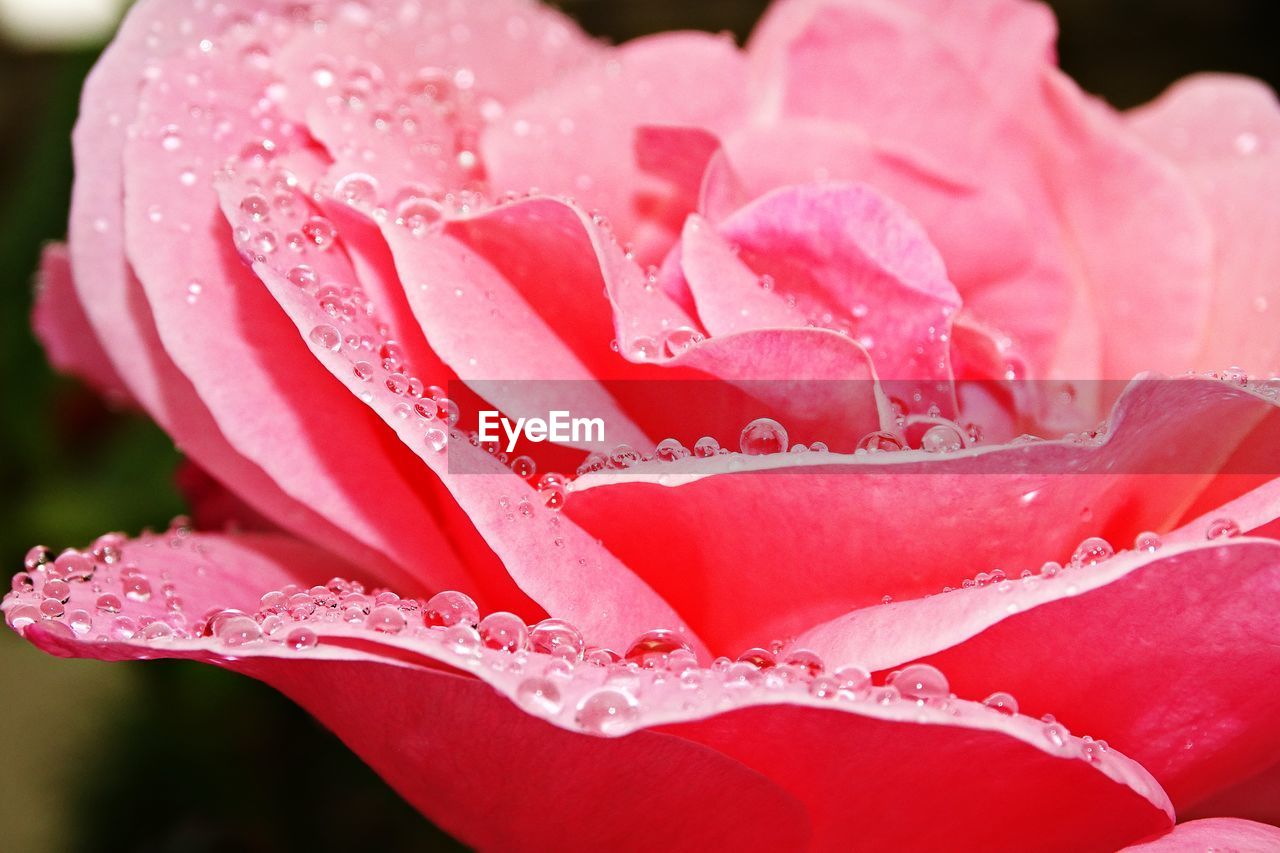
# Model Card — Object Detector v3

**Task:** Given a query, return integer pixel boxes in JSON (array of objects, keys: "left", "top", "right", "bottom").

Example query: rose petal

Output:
[
  {"left": 797, "top": 532, "right": 1280, "bottom": 811},
  {"left": 567, "top": 376, "right": 1277, "bottom": 652},
  {"left": 665, "top": 182, "right": 959, "bottom": 413},
  {"left": 746, "top": 0, "right": 1215, "bottom": 380},
  {"left": 64, "top": 0, "right": 420, "bottom": 576},
  {"left": 1123, "top": 818, "right": 1280, "bottom": 852},
  {"left": 4, "top": 530, "right": 1174, "bottom": 851},
  {"left": 1128, "top": 74, "right": 1280, "bottom": 376},
  {"left": 32, "top": 243, "right": 130, "bottom": 403},
  {"left": 481, "top": 31, "right": 748, "bottom": 262}
]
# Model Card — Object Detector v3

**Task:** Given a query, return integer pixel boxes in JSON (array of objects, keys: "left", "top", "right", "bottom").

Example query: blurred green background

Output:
[{"left": 1, "top": 1, "right": 1276, "bottom": 850}]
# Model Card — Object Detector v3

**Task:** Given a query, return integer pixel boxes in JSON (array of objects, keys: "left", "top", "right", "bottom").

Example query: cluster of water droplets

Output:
[{"left": 5, "top": 527, "right": 1138, "bottom": 760}]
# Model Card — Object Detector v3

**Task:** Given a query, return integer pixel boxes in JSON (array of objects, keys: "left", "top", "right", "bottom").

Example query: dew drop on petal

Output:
[
  {"left": 287, "top": 627, "right": 318, "bottom": 650},
  {"left": 1134, "top": 531, "right": 1162, "bottom": 553},
  {"left": 515, "top": 677, "right": 562, "bottom": 716},
  {"left": 424, "top": 590, "right": 479, "bottom": 628},
  {"left": 216, "top": 615, "right": 263, "bottom": 647},
  {"left": 478, "top": 611, "right": 530, "bottom": 652},
  {"left": 740, "top": 418, "right": 788, "bottom": 455},
  {"left": 309, "top": 324, "right": 342, "bottom": 352},
  {"left": 857, "top": 430, "right": 904, "bottom": 453},
  {"left": 574, "top": 688, "right": 639, "bottom": 735},
  {"left": 1070, "top": 536, "right": 1114, "bottom": 567},
  {"left": 623, "top": 628, "right": 692, "bottom": 663},
  {"left": 983, "top": 691, "right": 1019, "bottom": 716},
  {"left": 921, "top": 423, "right": 964, "bottom": 453},
  {"left": 693, "top": 436, "right": 720, "bottom": 458},
  {"left": 529, "top": 617, "right": 584, "bottom": 661},
  {"left": 887, "top": 663, "right": 950, "bottom": 703},
  {"left": 366, "top": 604, "right": 408, "bottom": 634},
  {"left": 1206, "top": 518, "right": 1242, "bottom": 540}
]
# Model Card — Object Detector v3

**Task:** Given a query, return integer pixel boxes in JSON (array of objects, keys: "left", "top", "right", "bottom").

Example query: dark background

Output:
[{"left": 1, "top": 1, "right": 1276, "bottom": 850}]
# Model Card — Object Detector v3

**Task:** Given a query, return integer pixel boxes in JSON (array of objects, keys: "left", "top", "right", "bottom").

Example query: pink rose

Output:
[{"left": 8, "top": 0, "right": 1280, "bottom": 848}]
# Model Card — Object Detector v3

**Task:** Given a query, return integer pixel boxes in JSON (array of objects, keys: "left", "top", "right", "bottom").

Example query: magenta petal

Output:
[
  {"left": 1123, "top": 818, "right": 1280, "bottom": 852},
  {"left": 5, "top": 531, "right": 1174, "bottom": 851}
]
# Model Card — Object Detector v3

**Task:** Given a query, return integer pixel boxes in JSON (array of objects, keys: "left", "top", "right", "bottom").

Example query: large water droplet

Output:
[
  {"left": 366, "top": 604, "right": 408, "bottom": 634},
  {"left": 424, "top": 590, "right": 479, "bottom": 628},
  {"left": 1205, "top": 518, "right": 1242, "bottom": 540},
  {"left": 216, "top": 615, "right": 263, "bottom": 647},
  {"left": 575, "top": 688, "right": 639, "bottom": 735},
  {"left": 309, "top": 324, "right": 342, "bottom": 352},
  {"left": 529, "top": 617, "right": 584, "bottom": 661},
  {"left": 515, "top": 677, "right": 562, "bottom": 716},
  {"left": 887, "top": 663, "right": 950, "bottom": 704},
  {"left": 478, "top": 611, "right": 530, "bottom": 652},
  {"left": 1070, "top": 537, "right": 1114, "bottom": 567},
  {"left": 740, "top": 418, "right": 788, "bottom": 455}
]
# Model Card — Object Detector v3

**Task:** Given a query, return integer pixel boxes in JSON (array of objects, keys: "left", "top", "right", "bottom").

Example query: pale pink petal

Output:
[
  {"left": 5, "top": 531, "right": 1174, "bottom": 851},
  {"left": 720, "top": 119, "right": 1082, "bottom": 379},
  {"left": 32, "top": 243, "right": 130, "bottom": 403},
  {"left": 1128, "top": 74, "right": 1280, "bottom": 376},
  {"left": 62, "top": 0, "right": 417, "bottom": 578},
  {"left": 745, "top": 0, "right": 1215, "bottom": 380},
  {"left": 1123, "top": 819, "right": 1280, "bottom": 852},
  {"left": 481, "top": 32, "right": 749, "bottom": 262},
  {"left": 118, "top": 4, "right": 491, "bottom": 597},
  {"left": 567, "top": 376, "right": 1276, "bottom": 652}
]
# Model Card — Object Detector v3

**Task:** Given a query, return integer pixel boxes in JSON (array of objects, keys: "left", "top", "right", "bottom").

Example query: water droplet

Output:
[
  {"left": 425, "top": 427, "right": 449, "bottom": 452},
  {"left": 24, "top": 546, "right": 53, "bottom": 571},
  {"left": 286, "top": 627, "right": 318, "bottom": 650},
  {"left": 693, "top": 436, "right": 721, "bottom": 458},
  {"left": 240, "top": 193, "right": 270, "bottom": 221},
  {"left": 983, "top": 691, "right": 1019, "bottom": 716},
  {"left": 366, "top": 604, "right": 408, "bottom": 634},
  {"left": 857, "top": 431, "right": 905, "bottom": 453},
  {"left": 575, "top": 688, "right": 639, "bottom": 735},
  {"left": 309, "top": 324, "right": 342, "bottom": 351},
  {"left": 1134, "top": 531, "right": 1162, "bottom": 553},
  {"left": 655, "top": 438, "right": 689, "bottom": 462},
  {"left": 335, "top": 172, "right": 380, "bottom": 208},
  {"left": 216, "top": 615, "right": 263, "bottom": 646},
  {"left": 510, "top": 455, "right": 536, "bottom": 479},
  {"left": 478, "top": 611, "right": 530, "bottom": 652},
  {"left": 53, "top": 550, "right": 93, "bottom": 578},
  {"left": 43, "top": 579, "right": 71, "bottom": 603},
  {"left": 1043, "top": 722, "right": 1069, "bottom": 749},
  {"left": 122, "top": 575, "right": 152, "bottom": 602},
  {"left": 662, "top": 326, "right": 704, "bottom": 357},
  {"left": 887, "top": 663, "right": 950, "bottom": 704},
  {"left": 624, "top": 628, "right": 692, "bottom": 663},
  {"left": 95, "top": 593, "right": 122, "bottom": 614},
  {"left": 300, "top": 216, "right": 336, "bottom": 250},
  {"left": 740, "top": 418, "right": 788, "bottom": 455},
  {"left": 1206, "top": 518, "right": 1242, "bottom": 540},
  {"left": 833, "top": 664, "right": 871, "bottom": 696},
  {"left": 529, "top": 617, "right": 584, "bottom": 661},
  {"left": 515, "top": 677, "right": 562, "bottom": 715},
  {"left": 287, "top": 264, "right": 317, "bottom": 288},
  {"left": 424, "top": 590, "right": 479, "bottom": 628},
  {"left": 1070, "top": 537, "right": 1114, "bottom": 567},
  {"left": 921, "top": 423, "right": 964, "bottom": 453}
]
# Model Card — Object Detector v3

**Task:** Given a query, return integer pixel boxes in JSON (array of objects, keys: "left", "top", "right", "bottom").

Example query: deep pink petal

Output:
[
  {"left": 1128, "top": 74, "right": 1280, "bottom": 376},
  {"left": 5, "top": 531, "right": 1174, "bottom": 851},
  {"left": 1123, "top": 819, "right": 1280, "bottom": 852},
  {"left": 566, "top": 377, "right": 1276, "bottom": 652},
  {"left": 797, "top": 527, "right": 1280, "bottom": 810}
]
